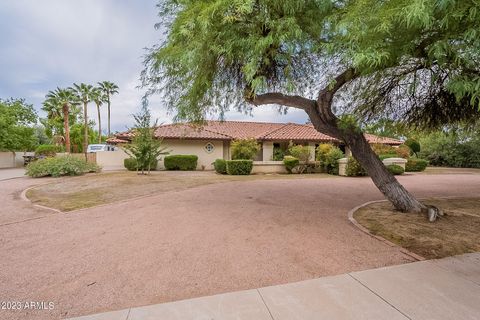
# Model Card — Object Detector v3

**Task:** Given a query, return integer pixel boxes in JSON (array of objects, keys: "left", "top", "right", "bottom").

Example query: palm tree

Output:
[
  {"left": 98, "top": 81, "right": 119, "bottom": 137},
  {"left": 91, "top": 87, "right": 107, "bottom": 143},
  {"left": 72, "top": 83, "right": 94, "bottom": 155},
  {"left": 44, "top": 88, "right": 79, "bottom": 153}
]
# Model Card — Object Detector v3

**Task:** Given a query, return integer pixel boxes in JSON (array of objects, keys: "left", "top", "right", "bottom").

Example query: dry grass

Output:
[
  {"left": 26, "top": 170, "right": 333, "bottom": 212},
  {"left": 354, "top": 198, "right": 480, "bottom": 259},
  {"left": 421, "top": 167, "right": 480, "bottom": 175}
]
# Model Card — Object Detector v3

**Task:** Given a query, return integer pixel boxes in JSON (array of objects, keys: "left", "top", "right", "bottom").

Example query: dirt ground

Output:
[
  {"left": 1, "top": 172, "right": 480, "bottom": 319},
  {"left": 25, "top": 171, "right": 334, "bottom": 212},
  {"left": 354, "top": 198, "right": 480, "bottom": 259}
]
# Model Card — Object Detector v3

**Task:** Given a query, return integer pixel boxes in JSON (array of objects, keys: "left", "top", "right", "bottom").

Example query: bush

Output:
[
  {"left": 213, "top": 158, "right": 227, "bottom": 174},
  {"left": 35, "top": 144, "right": 64, "bottom": 157},
  {"left": 371, "top": 143, "right": 396, "bottom": 155},
  {"left": 226, "top": 160, "right": 253, "bottom": 175},
  {"left": 283, "top": 156, "right": 300, "bottom": 173},
  {"left": 318, "top": 145, "right": 344, "bottom": 174},
  {"left": 405, "top": 139, "right": 421, "bottom": 156},
  {"left": 386, "top": 164, "right": 405, "bottom": 175},
  {"left": 378, "top": 153, "right": 399, "bottom": 161},
  {"left": 395, "top": 144, "right": 411, "bottom": 158},
  {"left": 405, "top": 158, "right": 429, "bottom": 172},
  {"left": 231, "top": 139, "right": 260, "bottom": 160},
  {"left": 124, "top": 157, "right": 158, "bottom": 171},
  {"left": 272, "top": 147, "right": 286, "bottom": 161},
  {"left": 26, "top": 155, "right": 100, "bottom": 178},
  {"left": 288, "top": 144, "right": 312, "bottom": 162},
  {"left": 164, "top": 155, "right": 198, "bottom": 170},
  {"left": 346, "top": 156, "right": 367, "bottom": 177}
]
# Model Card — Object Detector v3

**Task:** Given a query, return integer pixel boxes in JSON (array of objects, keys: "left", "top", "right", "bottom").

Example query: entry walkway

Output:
[{"left": 69, "top": 252, "right": 480, "bottom": 320}]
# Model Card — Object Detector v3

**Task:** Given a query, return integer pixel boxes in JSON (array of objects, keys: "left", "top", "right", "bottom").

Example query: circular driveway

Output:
[{"left": 1, "top": 173, "right": 480, "bottom": 319}]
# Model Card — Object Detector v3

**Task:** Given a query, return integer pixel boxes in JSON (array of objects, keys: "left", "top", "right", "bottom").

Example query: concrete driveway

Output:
[{"left": 0, "top": 173, "right": 479, "bottom": 319}]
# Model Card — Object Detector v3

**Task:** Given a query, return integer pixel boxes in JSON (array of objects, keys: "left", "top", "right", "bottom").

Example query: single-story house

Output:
[{"left": 108, "top": 121, "right": 402, "bottom": 170}]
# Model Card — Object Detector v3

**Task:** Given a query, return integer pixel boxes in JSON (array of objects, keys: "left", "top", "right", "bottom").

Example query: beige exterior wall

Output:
[
  {"left": 262, "top": 141, "right": 274, "bottom": 161},
  {"left": 160, "top": 139, "right": 224, "bottom": 170},
  {"left": 96, "top": 149, "right": 130, "bottom": 170},
  {"left": 0, "top": 152, "right": 15, "bottom": 168},
  {"left": 252, "top": 161, "right": 287, "bottom": 174}
]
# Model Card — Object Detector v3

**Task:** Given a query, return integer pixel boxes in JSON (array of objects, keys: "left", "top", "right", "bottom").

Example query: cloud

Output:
[{"left": 0, "top": 0, "right": 309, "bottom": 132}]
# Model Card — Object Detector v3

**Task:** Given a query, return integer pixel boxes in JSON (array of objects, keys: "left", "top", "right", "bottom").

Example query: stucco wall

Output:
[
  {"left": 0, "top": 152, "right": 15, "bottom": 168},
  {"left": 94, "top": 150, "right": 130, "bottom": 169},
  {"left": 160, "top": 139, "right": 224, "bottom": 170}
]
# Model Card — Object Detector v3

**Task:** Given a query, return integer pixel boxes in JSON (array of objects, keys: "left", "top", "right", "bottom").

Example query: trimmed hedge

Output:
[
  {"left": 378, "top": 153, "right": 399, "bottom": 161},
  {"left": 283, "top": 156, "right": 299, "bottom": 173},
  {"left": 346, "top": 156, "right": 367, "bottom": 177},
  {"left": 35, "top": 144, "right": 64, "bottom": 157},
  {"left": 405, "top": 158, "right": 428, "bottom": 172},
  {"left": 226, "top": 160, "right": 253, "bottom": 175},
  {"left": 26, "top": 155, "right": 100, "bottom": 178},
  {"left": 124, "top": 158, "right": 158, "bottom": 171},
  {"left": 386, "top": 164, "right": 405, "bottom": 175},
  {"left": 164, "top": 155, "right": 198, "bottom": 171},
  {"left": 213, "top": 159, "right": 227, "bottom": 174}
]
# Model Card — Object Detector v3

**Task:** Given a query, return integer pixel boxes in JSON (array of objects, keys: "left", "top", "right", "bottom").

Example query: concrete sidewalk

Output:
[{"left": 68, "top": 252, "right": 480, "bottom": 320}]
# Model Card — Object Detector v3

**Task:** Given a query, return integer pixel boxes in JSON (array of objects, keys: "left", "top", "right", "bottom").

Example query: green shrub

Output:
[
  {"left": 231, "top": 139, "right": 260, "bottom": 160},
  {"left": 405, "top": 139, "right": 421, "bottom": 156},
  {"left": 386, "top": 164, "right": 405, "bottom": 175},
  {"left": 164, "top": 155, "right": 198, "bottom": 170},
  {"left": 346, "top": 156, "right": 367, "bottom": 177},
  {"left": 288, "top": 144, "right": 312, "bottom": 162},
  {"left": 214, "top": 158, "right": 227, "bottom": 174},
  {"left": 283, "top": 156, "right": 300, "bottom": 173},
  {"left": 405, "top": 158, "right": 429, "bottom": 172},
  {"left": 318, "top": 145, "right": 344, "bottom": 174},
  {"left": 26, "top": 155, "right": 100, "bottom": 178},
  {"left": 378, "top": 153, "right": 399, "bottom": 161},
  {"left": 35, "top": 144, "right": 64, "bottom": 157},
  {"left": 272, "top": 147, "right": 286, "bottom": 161},
  {"left": 124, "top": 157, "right": 158, "bottom": 171},
  {"left": 226, "top": 160, "right": 253, "bottom": 175}
]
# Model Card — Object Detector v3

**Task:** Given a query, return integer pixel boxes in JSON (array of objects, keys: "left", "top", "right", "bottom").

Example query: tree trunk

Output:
[
  {"left": 97, "top": 103, "right": 102, "bottom": 143},
  {"left": 249, "top": 68, "right": 428, "bottom": 214},
  {"left": 83, "top": 102, "right": 88, "bottom": 159},
  {"left": 63, "top": 104, "right": 70, "bottom": 153},
  {"left": 107, "top": 98, "right": 111, "bottom": 137},
  {"left": 343, "top": 130, "right": 425, "bottom": 212}
]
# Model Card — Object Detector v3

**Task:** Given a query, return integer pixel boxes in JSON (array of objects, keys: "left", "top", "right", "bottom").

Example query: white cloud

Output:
[{"left": 0, "top": 0, "right": 310, "bottom": 132}]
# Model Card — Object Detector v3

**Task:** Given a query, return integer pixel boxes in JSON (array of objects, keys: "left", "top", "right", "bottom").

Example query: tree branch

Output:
[
  {"left": 318, "top": 68, "right": 358, "bottom": 104},
  {"left": 246, "top": 92, "right": 316, "bottom": 111}
]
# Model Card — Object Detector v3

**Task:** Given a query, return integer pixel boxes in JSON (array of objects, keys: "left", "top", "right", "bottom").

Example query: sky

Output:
[{"left": 0, "top": 0, "right": 309, "bottom": 133}]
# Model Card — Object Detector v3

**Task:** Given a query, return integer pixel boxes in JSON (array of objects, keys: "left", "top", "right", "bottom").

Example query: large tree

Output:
[
  {"left": 44, "top": 88, "right": 80, "bottom": 153},
  {"left": 142, "top": 0, "right": 480, "bottom": 216},
  {"left": 0, "top": 98, "right": 38, "bottom": 152},
  {"left": 72, "top": 83, "right": 95, "bottom": 156},
  {"left": 98, "top": 81, "right": 119, "bottom": 137}
]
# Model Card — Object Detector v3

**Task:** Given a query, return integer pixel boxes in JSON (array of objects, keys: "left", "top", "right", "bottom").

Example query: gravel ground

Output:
[{"left": 1, "top": 173, "right": 479, "bottom": 319}]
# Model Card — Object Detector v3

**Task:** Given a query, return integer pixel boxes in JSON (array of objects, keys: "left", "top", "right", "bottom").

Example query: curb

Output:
[
  {"left": 20, "top": 186, "right": 63, "bottom": 214},
  {"left": 347, "top": 200, "right": 426, "bottom": 262}
]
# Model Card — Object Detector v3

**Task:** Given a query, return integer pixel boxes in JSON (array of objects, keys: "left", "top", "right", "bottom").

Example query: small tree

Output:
[
  {"left": 230, "top": 139, "right": 260, "bottom": 160},
  {"left": 124, "top": 105, "right": 169, "bottom": 175}
]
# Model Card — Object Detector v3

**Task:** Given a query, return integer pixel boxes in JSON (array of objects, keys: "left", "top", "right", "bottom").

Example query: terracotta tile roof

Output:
[
  {"left": 153, "top": 123, "right": 232, "bottom": 140},
  {"left": 364, "top": 133, "right": 403, "bottom": 146},
  {"left": 106, "top": 137, "right": 129, "bottom": 144},
  {"left": 263, "top": 123, "right": 338, "bottom": 142},
  {"left": 113, "top": 120, "right": 403, "bottom": 145}
]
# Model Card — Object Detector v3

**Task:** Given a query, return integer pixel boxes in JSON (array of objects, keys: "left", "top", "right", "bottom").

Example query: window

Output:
[{"left": 204, "top": 142, "right": 215, "bottom": 153}]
